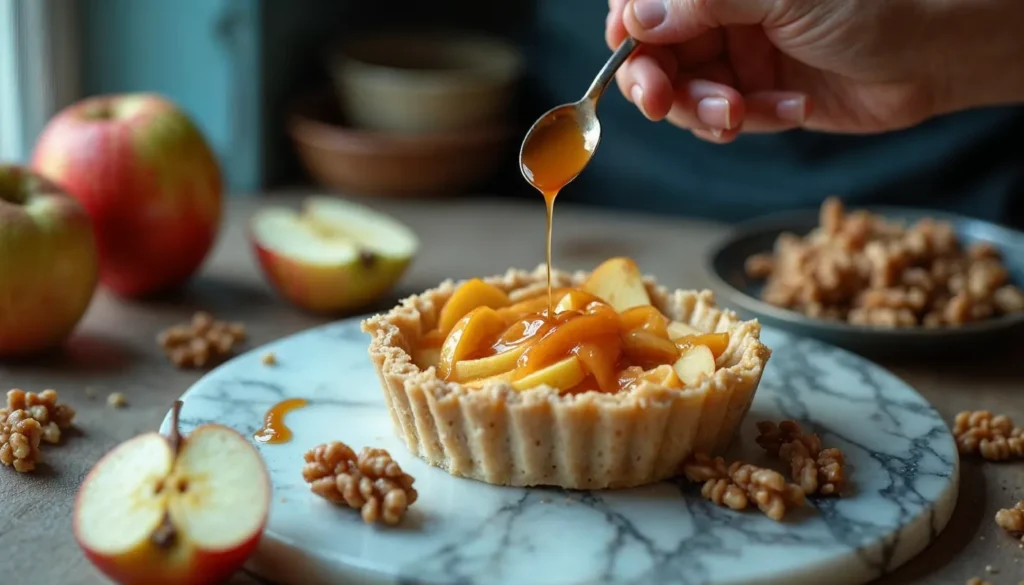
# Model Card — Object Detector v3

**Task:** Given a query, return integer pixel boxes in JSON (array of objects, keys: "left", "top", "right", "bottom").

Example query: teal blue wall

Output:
[{"left": 80, "top": 0, "right": 261, "bottom": 193}]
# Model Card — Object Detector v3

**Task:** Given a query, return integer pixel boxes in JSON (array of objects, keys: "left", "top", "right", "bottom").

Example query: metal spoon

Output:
[{"left": 519, "top": 36, "right": 640, "bottom": 187}]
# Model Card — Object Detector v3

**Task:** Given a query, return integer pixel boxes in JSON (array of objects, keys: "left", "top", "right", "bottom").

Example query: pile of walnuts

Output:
[
  {"left": 0, "top": 389, "right": 76, "bottom": 472},
  {"left": 755, "top": 420, "right": 847, "bottom": 496},
  {"left": 745, "top": 197, "right": 1024, "bottom": 327}
]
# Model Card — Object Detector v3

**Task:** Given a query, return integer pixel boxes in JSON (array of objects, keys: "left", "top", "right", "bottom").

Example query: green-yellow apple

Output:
[
  {"left": 249, "top": 196, "right": 419, "bottom": 314},
  {"left": 32, "top": 93, "right": 222, "bottom": 298},
  {"left": 74, "top": 401, "right": 271, "bottom": 585},
  {"left": 0, "top": 165, "right": 99, "bottom": 357}
]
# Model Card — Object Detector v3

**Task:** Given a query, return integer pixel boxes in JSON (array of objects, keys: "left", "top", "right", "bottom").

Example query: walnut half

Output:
[
  {"left": 0, "top": 409, "right": 43, "bottom": 472},
  {"left": 682, "top": 453, "right": 805, "bottom": 521},
  {"left": 3, "top": 388, "right": 76, "bottom": 445},
  {"left": 952, "top": 410, "right": 1024, "bottom": 461},
  {"left": 302, "top": 441, "right": 418, "bottom": 525},
  {"left": 756, "top": 420, "right": 847, "bottom": 496}
]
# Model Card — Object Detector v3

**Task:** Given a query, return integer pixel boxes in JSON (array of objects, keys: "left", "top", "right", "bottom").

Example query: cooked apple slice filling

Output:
[{"left": 420, "top": 258, "right": 728, "bottom": 393}]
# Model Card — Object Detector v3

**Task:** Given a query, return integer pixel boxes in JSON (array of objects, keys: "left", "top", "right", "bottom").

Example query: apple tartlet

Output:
[{"left": 361, "top": 258, "right": 771, "bottom": 489}]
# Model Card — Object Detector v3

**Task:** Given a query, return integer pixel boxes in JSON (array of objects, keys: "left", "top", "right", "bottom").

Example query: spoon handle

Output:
[{"left": 583, "top": 36, "right": 641, "bottom": 105}]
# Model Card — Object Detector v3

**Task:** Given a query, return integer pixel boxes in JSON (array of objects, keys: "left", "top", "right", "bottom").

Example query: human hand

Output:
[{"left": 606, "top": 0, "right": 1023, "bottom": 143}]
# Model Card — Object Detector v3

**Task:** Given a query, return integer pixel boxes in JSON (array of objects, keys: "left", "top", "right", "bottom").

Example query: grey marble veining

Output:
[{"left": 161, "top": 318, "right": 959, "bottom": 585}]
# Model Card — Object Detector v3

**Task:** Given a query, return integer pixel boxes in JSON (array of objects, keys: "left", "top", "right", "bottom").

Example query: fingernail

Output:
[
  {"left": 631, "top": 0, "right": 667, "bottom": 29},
  {"left": 711, "top": 128, "right": 723, "bottom": 139},
  {"left": 697, "top": 97, "right": 732, "bottom": 129},
  {"left": 630, "top": 85, "right": 646, "bottom": 115},
  {"left": 776, "top": 97, "right": 807, "bottom": 123}
]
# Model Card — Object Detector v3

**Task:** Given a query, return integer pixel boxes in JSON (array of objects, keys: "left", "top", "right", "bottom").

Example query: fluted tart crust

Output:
[{"left": 361, "top": 264, "right": 772, "bottom": 490}]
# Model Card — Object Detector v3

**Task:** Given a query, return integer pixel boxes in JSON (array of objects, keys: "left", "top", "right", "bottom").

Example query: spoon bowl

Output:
[{"left": 518, "top": 37, "right": 639, "bottom": 194}]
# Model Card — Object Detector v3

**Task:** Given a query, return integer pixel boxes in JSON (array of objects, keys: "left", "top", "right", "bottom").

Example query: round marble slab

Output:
[{"left": 162, "top": 317, "right": 959, "bottom": 585}]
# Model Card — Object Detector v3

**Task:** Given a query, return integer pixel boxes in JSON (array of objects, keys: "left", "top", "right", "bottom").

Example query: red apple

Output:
[
  {"left": 32, "top": 93, "right": 223, "bottom": 298},
  {"left": 0, "top": 165, "right": 99, "bottom": 357},
  {"left": 249, "top": 196, "right": 419, "bottom": 314},
  {"left": 74, "top": 401, "right": 271, "bottom": 585}
]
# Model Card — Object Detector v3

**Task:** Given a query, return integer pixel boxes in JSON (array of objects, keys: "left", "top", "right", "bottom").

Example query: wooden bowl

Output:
[
  {"left": 287, "top": 92, "right": 513, "bottom": 197},
  {"left": 329, "top": 32, "right": 524, "bottom": 134}
]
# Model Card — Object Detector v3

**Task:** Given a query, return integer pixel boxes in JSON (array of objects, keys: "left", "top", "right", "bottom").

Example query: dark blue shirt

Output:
[{"left": 509, "top": 0, "right": 1024, "bottom": 226}]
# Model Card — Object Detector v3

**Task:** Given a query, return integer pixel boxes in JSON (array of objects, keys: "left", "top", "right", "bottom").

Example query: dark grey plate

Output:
[{"left": 703, "top": 206, "right": 1024, "bottom": 358}]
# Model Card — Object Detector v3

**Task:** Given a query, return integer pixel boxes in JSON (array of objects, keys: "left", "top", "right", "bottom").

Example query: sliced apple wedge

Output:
[
  {"left": 675, "top": 332, "right": 730, "bottom": 359},
  {"left": 437, "top": 306, "right": 507, "bottom": 379},
  {"left": 511, "top": 356, "right": 586, "bottom": 392},
  {"left": 667, "top": 320, "right": 703, "bottom": 339},
  {"left": 452, "top": 345, "right": 527, "bottom": 382},
  {"left": 673, "top": 344, "right": 716, "bottom": 386},
  {"left": 438, "top": 278, "right": 511, "bottom": 336},
  {"left": 554, "top": 289, "right": 604, "bottom": 314},
  {"left": 622, "top": 330, "right": 679, "bottom": 365},
  {"left": 250, "top": 196, "right": 419, "bottom": 314},
  {"left": 412, "top": 347, "right": 441, "bottom": 370},
  {"left": 582, "top": 257, "right": 652, "bottom": 312},
  {"left": 74, "top": 401, "right": 271, "bottom": 585}
]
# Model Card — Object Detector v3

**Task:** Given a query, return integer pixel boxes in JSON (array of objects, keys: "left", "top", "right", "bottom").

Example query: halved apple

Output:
[
  {"left": 673, "top": 344, "right": 716, "bottom": 386},
  {"left": 582, "top": 257, "right": 652, "bottom": 312},
  {"left": 249, "top": 196, "right": 419, "bottom": 314},
  {"left": 511, "top": 356, "right": 586, "bottom": 392},
  {"left": 74, "top": 401, "right": 271, "bottom": 585},
  {"left": 438, "top": 306, "right": 507, "bottom": 379},
  {"left": 452, "top": 345, "right": 527, "bottom": 382},
  {"left": 438, "top": 278, "right": 510, "bottom": 336}
]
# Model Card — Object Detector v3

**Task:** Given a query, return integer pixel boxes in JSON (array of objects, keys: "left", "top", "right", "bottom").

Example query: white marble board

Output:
[{"left": 161, "top": 317, "right": 959, "bottom": 585}]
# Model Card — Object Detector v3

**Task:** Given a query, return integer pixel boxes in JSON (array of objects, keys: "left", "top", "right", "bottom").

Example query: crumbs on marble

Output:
[
  {"left": 261, "top": 352, "right": 277, "bottom": 366},
  {"left": 0, "top": 388, "right": 77, "bottom": 473},
  {"left": 967, "top": 578, "right": 991, "bottom": 585},
  {"left": 755, "top": 419, "right": 847, "bottom": 496},
  {"left": 106, "top": 392, "right": 127, "bottom": 408}
]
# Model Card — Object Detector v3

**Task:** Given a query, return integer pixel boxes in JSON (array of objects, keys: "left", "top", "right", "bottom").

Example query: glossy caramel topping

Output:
[
  {"left": 424, "top": 258, "right": 730, "bottom": 395},
  {"left": 520, "top": 111, "right": 593, "bottom": 195},
  {"left": 254, "top": 398, "right": 309, "bottom": 444},
  {"left": 521, "top": 110, "right": 595, "bottom": 314}
]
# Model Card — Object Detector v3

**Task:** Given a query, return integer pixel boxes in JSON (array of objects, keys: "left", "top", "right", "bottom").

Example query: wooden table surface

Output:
[{"left": 2, "top": 191, "right": 1022, "bottom": 585}]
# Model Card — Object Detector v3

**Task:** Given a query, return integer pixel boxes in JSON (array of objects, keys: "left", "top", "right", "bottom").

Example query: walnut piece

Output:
[
  {"left": 107, "top": 392, "right": 128, "bottom": 408},
  {"left": 302, "top": 441, "right": 418, "bottom": 525},
  {"left": 996, "top": 500, "right": 1024, "bottom": 541},
  {"left": 157, "top": 311, "right": 247, "bottom": 369},
  {"left": 0, "top": 409, "right": 43, "bottom": 472},
  {"left": 965, "top": 579, "right": 992, "bottom": 585},
  {"left": 744, "top": 196, "right": 1024, "bottom": 327},
  {"left": 952, "top": 410, "right": 1024, "bottom": 461},
  {"left": 756, "top": 420, "right": 847, "bottom": 496},
  {"left": 682, "top": 453, "right": 805, "bottom": 521},
  {"left": 2, "top": 388, "right": 76, "bottom": 445}
]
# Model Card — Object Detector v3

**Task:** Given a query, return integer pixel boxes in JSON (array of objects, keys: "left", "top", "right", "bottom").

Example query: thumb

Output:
[{"left": 623, "top": 0, "right": 778, "bottom": 43}]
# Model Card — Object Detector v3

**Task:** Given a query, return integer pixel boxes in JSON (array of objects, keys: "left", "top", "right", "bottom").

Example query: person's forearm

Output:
[{"left": 929, "top": 0, "right": 1024, "bottom": 115}]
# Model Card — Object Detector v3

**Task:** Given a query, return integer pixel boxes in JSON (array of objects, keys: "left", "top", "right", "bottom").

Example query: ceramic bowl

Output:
[
  {"left": 703, "top": 206, "right": 1024, "bottom": 358},
  {"left": 329, "top": 32, "right": 524, "bottom": 134},
  {"left": 287, "top": 92, "right": 513, "bottom": 197}
]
